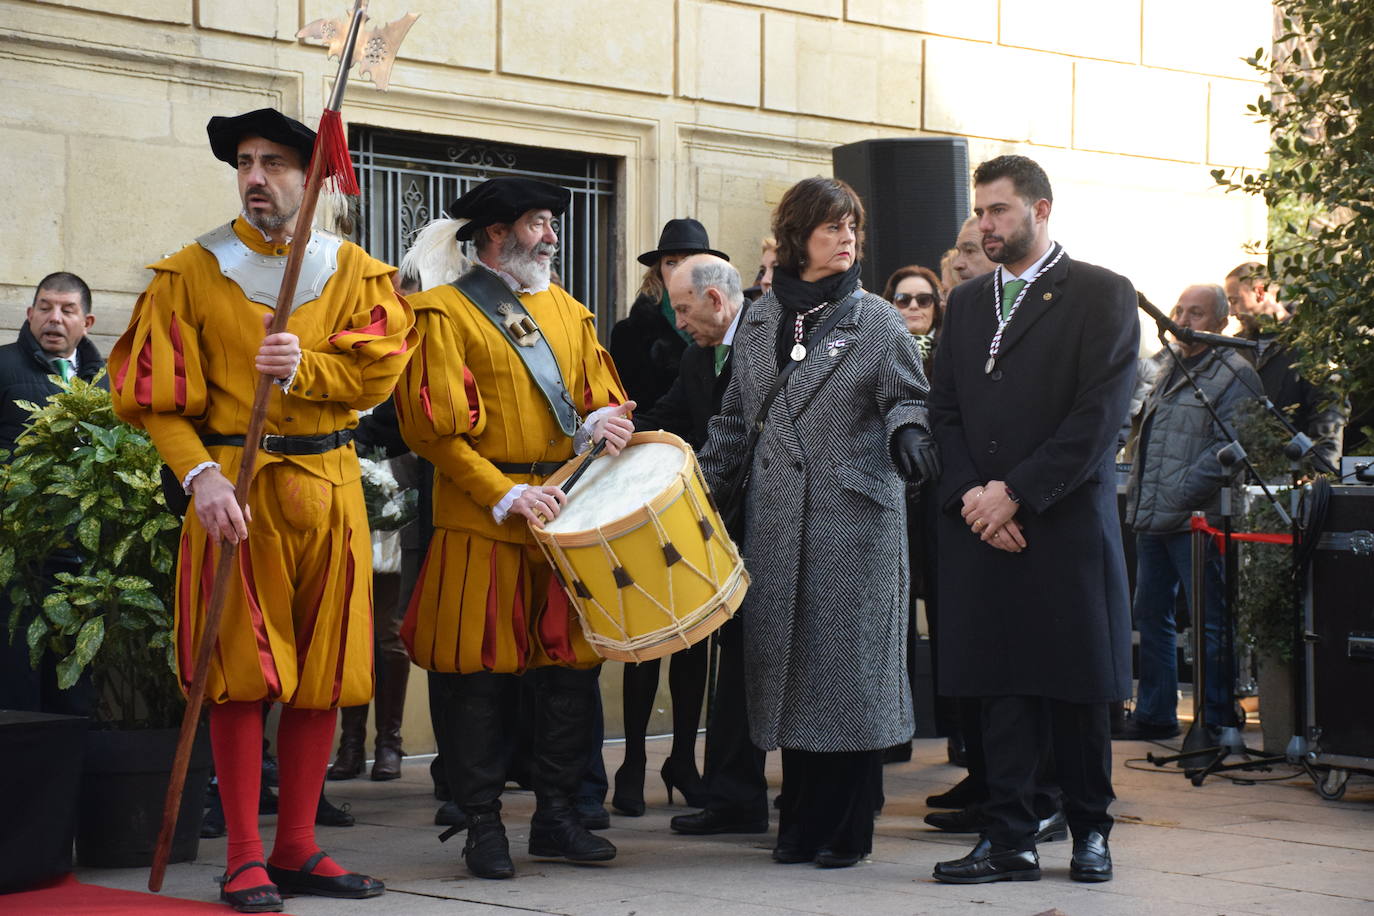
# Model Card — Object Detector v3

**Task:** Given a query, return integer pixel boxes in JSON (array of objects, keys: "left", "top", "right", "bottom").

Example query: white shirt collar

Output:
[
  {"left": 721, "top": 305, "right": 744, "bottom": 347},
  {"left": 1003, "top": 239, "right": 1057, "bottom": 283}
]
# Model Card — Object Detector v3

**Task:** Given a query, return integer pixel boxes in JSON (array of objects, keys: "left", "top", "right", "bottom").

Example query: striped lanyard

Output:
[{"left": 987, "top": 243, "right": 1064, "bottom": 374}]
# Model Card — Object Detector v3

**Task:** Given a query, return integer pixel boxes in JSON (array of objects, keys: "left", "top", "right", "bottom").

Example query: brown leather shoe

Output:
[{"left": 328, "top": 706, "right": 367, "bottom": 780}]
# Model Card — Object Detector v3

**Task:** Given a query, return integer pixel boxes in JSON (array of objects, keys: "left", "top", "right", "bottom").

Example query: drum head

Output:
[{"left": 543, "top": 440, "right": 686, "bottom": 533}]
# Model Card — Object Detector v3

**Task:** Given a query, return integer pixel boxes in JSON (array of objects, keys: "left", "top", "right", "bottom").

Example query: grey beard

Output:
[
  {"left": 244, "top": 204, "right": 299, "bottom": 234},
  {"left": 499, "top": 234, "right": 555, "bottom": 289}
]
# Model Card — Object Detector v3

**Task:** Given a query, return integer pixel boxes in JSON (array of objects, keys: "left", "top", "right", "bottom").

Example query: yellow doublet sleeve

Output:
[
  {"left": 288, "top": 259, "right": 417, "bottom": 411},
  {"left": 395, "top": 302, "right": 515, "bottom": 511},
  {"left": 575, "top": 304, "right": 625, "bottom": 415},
  {"left": 108, "top": 268, "right": 215, "bottom": 483}
]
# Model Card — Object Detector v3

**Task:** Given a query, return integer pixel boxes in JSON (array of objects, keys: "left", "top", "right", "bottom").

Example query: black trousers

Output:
[
  {"left": 701, "top": 615, "right": 768, "bottom": 819},
  {"left": 981, "top": 695, "right": 1114, "bottom": 850},
  {"left": 777, "top": 748, "right": 881, "bottom": 858}
]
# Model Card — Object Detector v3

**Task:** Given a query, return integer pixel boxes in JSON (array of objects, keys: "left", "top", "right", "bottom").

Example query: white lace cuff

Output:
[
  {"left": 273, "top": 359, "right": 300, "bottom": 392},
  {"left": 576, "top": 405, "right": 620, "bottom": 454},
  {"left": 182, "top": 461, "right": 220, "bottom": 494},
  {"left": 492, "top": 483, "right": 528, "bottom": 524}
]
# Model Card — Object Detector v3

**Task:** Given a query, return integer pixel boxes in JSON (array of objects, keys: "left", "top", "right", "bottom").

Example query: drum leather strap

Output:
[
  {"left": 453, "top": 267, "right": 581, "bottom": 438},
  {"left": 491, "top": 459, "right": 565, "bottom": 476}
]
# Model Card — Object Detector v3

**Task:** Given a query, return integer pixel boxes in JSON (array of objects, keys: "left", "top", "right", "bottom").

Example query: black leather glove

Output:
[{"left": 894, "top": 426, "right": 941, "bottom": 486}]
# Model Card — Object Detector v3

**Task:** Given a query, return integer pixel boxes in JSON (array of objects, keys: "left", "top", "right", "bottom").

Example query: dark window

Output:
[{"left": 351, "top": 127, "right": 618, "bottom": 331}]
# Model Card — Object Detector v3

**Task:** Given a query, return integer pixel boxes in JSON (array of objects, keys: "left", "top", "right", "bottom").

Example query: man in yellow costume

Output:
[
  {"left": 396, "top": 177, "right": 633, "bottom": 879},
  {"left": 108, "top": 108, "right": 415, "bottom": 913}
]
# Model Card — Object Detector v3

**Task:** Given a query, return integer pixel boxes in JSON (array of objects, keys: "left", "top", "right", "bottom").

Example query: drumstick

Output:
[{"left": 560, "top": 439, "right": 607, "bottom": 497}]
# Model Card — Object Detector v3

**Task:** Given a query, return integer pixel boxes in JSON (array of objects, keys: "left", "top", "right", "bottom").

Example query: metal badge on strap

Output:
[
  {"left": 197, "top": 222, "right": 342, "bottom": 311},
  {"left": 453, "top": 266, "right": 581, "bottom": 438}
]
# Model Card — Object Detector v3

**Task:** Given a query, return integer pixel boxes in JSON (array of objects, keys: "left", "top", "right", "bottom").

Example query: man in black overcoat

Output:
[
  {"left": 632, "top": 254, "right": 769, "bottom": 836},
  {"left": 929, "top": 156, "right": 1138, "bottom": 884}
]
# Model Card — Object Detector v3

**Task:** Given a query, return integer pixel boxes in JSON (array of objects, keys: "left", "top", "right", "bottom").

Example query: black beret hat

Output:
[
  {"left": 446, "top": 178, "right": 571, "bottom": 241},
  {"left": 207, "top": 108, "right": 316, "bottom": 168}
]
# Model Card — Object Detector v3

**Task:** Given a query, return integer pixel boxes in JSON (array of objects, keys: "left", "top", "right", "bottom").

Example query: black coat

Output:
[
  {"left": 609, "top": 292, "right": 689, "bottom": 412},
  {"left": 929, "top": 252, "right": 1139, "bottom": 703},
  {"left": 0, "top": 324, "right": 108, "bottom": 458},
  {"left": 632, "top": 307, "right": 745, "bottom": 449}
]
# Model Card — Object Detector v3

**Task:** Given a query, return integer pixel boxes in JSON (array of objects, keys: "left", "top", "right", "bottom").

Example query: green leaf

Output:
[{"left": 76, "top": 515, "right": 101, "bottom": 553}]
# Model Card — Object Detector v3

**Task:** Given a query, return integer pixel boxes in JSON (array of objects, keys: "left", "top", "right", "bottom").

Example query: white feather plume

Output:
[{"left": 401, "top": 218, "right": 470, "bottom": 290}]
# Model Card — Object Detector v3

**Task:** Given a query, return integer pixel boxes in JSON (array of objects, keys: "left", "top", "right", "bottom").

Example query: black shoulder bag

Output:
[{"left": 718, "top": 293, "right": 860, "bottom": 538}]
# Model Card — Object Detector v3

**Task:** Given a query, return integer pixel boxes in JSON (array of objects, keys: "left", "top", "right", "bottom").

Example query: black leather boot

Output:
[
  {"left": 528, "top": 666, "right": 616, "bottom": 862},
  {"left": 328, "top": 705, "right": 367, "bottom": 780},
  {"left": 437, "top": 672, "right": 519, "bottom": 878},
  {"left": 461, "top": 806, "right": 514, "bottom": 879}
]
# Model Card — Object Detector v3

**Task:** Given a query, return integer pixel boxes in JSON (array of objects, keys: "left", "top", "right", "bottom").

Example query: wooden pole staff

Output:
[{"left": 147, "top": 0, "right": 372, "bottom": 891}]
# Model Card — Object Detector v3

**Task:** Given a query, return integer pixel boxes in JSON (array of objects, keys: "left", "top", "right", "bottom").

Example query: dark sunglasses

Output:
[{"left": 893, "top": 292, "right": 938, "bottom": 309}]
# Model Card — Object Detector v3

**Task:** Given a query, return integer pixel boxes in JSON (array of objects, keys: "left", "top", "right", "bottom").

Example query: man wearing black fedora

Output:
[
  {"left": 607, "top": 218, "right": 728, "bottom": 817},
  {"left": 394, "top": 176, "right": 634, "bottom": 880}
]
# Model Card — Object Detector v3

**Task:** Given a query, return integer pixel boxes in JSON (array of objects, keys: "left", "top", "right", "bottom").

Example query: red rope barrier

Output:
[{"left": 1189, "top": 515, "right": 1293, "bottom": 553}]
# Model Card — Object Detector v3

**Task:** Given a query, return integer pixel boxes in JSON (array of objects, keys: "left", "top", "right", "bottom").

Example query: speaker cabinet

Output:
[
  {"left": 832, "top": 137, "right": 969, "bottom": 295},
  {"left": 1305, "top": 486, "right": 1374, "bottom": 762}
]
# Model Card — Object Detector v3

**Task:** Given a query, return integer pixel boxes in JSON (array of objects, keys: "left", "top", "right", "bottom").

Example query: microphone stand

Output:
[{"left": 1135, "top": 323, "right": 1293, "bottom": 783}]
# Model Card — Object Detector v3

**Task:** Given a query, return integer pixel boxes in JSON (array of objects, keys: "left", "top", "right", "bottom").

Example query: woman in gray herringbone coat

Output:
[{"left": 698, "top": 178, "right": 939, "bottom": 868}]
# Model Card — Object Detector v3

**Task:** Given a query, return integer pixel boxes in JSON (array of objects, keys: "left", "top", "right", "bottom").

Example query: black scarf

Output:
[{"left": 771, "top": 262, "right": 863, "bottom": 366}]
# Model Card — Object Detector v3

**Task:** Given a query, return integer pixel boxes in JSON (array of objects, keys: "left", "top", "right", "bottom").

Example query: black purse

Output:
[{"left": 717, "top": 294, "right": 860, "bottom": 538}]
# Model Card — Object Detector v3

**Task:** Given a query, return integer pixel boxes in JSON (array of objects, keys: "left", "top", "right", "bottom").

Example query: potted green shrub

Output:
[{"left": 0, "top": 373, "right": 209, "bottom": 867}]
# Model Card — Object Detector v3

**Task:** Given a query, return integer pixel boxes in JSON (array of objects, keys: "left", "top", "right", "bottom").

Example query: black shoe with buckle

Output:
[
  {"left": 933, "top": 838, "right": 1041, "bottom": 884},
  {"left": 217, "top": 861, "right": 283, "bottom": 913},
  {"left": 1070, "top": 831, "right": 1113, "bottom": 882},
  {"left": 265, "top": 851, "right": 383, "bottom": 899},
  {"left": 670, "top": 808, "right": 769, "bottom": 835},
  {"left": 461, "top": 810, "right": 516, "bottom": 879}
]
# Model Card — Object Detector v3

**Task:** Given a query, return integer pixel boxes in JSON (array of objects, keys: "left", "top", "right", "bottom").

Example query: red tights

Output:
[{"left": 209, "top": 702, "right": 349, "bottom": 893}]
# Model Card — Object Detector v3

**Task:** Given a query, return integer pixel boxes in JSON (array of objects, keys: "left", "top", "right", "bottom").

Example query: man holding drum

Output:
[{"left": 395, "top": 177, "right": 633, "bottom": 880}]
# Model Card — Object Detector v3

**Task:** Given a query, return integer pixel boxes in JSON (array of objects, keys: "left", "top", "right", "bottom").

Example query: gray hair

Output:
[
  {"left": 1195, "top": 284, "right": 1229, "bottom": 324},
  {"left": 688, "top": 258, "right": 743, "bottom": 306}
]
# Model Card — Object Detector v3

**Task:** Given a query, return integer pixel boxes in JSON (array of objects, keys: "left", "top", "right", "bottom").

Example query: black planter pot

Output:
[
  {"left": 0, "top": 711, "right": 89, "bottom": 892},
  {"left": 75, "top": 725, "right": 211, "bottom": 868}
]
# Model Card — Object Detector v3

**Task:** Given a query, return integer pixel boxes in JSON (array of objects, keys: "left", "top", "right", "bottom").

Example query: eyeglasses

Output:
[{"left": 893, "top": 292, "right": 938, "bottom": 309}]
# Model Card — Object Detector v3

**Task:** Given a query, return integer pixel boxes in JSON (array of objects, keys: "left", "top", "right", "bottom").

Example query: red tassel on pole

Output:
[{"left": 317, "top": 108, "right": 360, "bottom": 195}]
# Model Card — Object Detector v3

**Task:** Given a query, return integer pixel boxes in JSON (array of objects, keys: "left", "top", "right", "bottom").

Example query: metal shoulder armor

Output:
[{"left": 196, "top": 222, "right": 343, "bottom": 311}]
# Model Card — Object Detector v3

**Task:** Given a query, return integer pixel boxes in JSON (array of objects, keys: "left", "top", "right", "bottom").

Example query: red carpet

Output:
[{"left": 1, "top": 874, "right": 299, "bottom": 914}]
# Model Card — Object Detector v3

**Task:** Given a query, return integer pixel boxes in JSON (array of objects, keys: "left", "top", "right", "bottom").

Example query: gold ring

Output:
[{"left": 975, "top": 520, "right": 986, "bottom": 531}]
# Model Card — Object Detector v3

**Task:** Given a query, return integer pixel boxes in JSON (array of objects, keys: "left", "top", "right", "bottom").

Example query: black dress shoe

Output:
[
  {"left": 924, "top": 807, "right": 988, "bottom": 833},
  {"left": 1034, "top": 809, "right": 1068, "bottom": 844},
  {"left": 1114, "top": 718, "right": 1181, "bottom": 741},
  {"left": 771, "top": 844, "right": 814, "bottom": 864},
  {"left": 925, "top": 775, "right": 985, "bottom": 809},
  {"left": 933, "top": 838, "right": 1041, "bottom": 884},
  {"left": 1070, "top": 831, "right": 1113, "bottom": 882},
  {"left": 316, "top": 794, "right": 355, "bottom": 827},
  {"left": 670, "top": 808, "right": 769, "bottom": 835},
  {"left": 266, "top": 851, "right": 384, "bottom": 899},
  {"left": 463, "top": 811, "right": 515, "bottom": 879},
  {"left": 814, "top": 848, "right": 863, "bottom": 868},
  {"left": 528, "top": 808, "right": 617, "bottom": 862}
]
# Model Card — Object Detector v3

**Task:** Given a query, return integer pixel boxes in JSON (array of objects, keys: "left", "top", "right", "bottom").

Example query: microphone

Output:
[{"left": 1135, "top": 292, "right": 1257, "bottom": 350}]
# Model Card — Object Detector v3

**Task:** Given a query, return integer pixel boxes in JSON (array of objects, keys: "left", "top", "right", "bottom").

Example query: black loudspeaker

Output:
[
  {"left": 832, "top": 137, "right": 969, "bottom": 295},
  {"left": 1306, "top": 486, "right": 1374, "bottom": 761}
]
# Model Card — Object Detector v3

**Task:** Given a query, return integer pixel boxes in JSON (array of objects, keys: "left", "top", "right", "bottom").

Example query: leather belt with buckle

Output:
[{"left": 201, "top": 429, "right": 355, "bottom": 456}]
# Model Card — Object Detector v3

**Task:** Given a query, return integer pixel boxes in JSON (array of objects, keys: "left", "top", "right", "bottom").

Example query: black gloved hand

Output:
[{"left": 894, "top": 426, "right": 941, "bottom": 486}]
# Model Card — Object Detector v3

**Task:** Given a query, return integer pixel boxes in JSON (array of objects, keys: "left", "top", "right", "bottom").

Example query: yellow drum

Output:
[{"left": 531, "top": 431, "right": 749, "bottom": 663}]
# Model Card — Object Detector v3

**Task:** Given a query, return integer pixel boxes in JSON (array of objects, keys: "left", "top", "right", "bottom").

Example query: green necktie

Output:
[
  {"left": 51, "top": 357, "right": 73, "bottom": 382},
  {"left": 713, "top": 343, "right": 731, "bottom": 377},
  {"left": 1000, "top": 278, "right": 1026, "bottom": 321}
]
